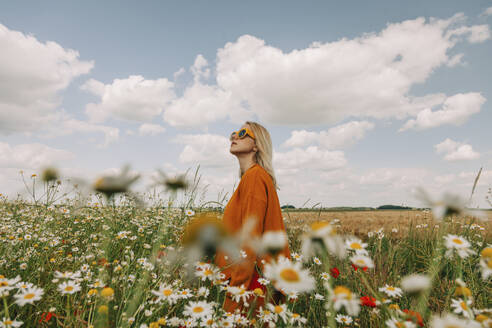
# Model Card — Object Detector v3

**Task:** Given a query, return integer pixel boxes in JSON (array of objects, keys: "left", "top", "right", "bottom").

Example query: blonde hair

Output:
[{"left": 239, "top": 121, "right": 279, "bottom": 191}]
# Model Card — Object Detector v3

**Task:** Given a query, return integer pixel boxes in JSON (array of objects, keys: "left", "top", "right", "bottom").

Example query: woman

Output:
[{"left": 215, "top": 121, "right": 291, "bottom": 315}]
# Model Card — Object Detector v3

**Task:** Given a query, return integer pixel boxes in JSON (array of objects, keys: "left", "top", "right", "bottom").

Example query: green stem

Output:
[{"left": 3, "top": 296, "right": 9, "bottom": 319}]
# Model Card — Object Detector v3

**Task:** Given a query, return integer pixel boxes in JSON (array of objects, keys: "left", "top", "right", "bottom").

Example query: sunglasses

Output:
[{"left": 230, "top": 127, "right": 256, "bottom": 141}]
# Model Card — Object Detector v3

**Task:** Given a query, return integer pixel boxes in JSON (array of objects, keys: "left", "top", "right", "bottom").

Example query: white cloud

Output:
[
  {"left": 435, "top": 138, "right": 480, "bottom": 161},
  {"left": 399, "top": 93, "right": 486, "bottom": 131},
  {"left": 163, "top": 82, "right": 251, "bottom": 128},
  {"left": 273, "top": 146, "right": 347, "bottom": 175},
  {"left": 282, "top": 121, "right": 374, "bottom": 149},
  {"left": 39, "top": 112, "right": 120, "bottom": 148},
  {"left": 172, "top": 134, "right": 236, "bottom": 168},
  {"left": 82, "top": 75, "right": 176, "bottom": 123},
  {"left": 0, "top": 142, "right": 75, "bottom": 169},
  {"left": 0, "top": 23, "right": 93, "bottom": 135},
  {"left": 138, "top": 123, "right": 166, "bottom": 136},
  {"left": 447, "top": 24, "right": 491, "bottom": 43},
  {"left": 215, "top": 14, "right": 488, "bottom": 126},
  {"left": 481, "top": 7, "right": 492, "bottom": 17},
  {"left": 162, "top": 55, "right": 253, "bottom": 128}
]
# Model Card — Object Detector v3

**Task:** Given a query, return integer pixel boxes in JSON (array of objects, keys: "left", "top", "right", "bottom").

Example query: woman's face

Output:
[{"left": 230, "top": 124, "right": 256, "bottom": 155}]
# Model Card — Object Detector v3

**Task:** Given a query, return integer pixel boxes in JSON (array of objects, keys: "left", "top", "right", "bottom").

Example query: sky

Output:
[{"left": 1, "top": 0, "right": 492, "bottom": 208}]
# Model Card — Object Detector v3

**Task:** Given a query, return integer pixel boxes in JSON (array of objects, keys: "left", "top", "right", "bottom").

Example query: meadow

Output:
[{"left": 0, "top": 169, "right": 491, "bottom": 328}]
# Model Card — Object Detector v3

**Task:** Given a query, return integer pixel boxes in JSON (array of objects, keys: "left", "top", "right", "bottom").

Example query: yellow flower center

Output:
[
  {"left": 293, "top": 313, "right": 299, "bottom": 318},
  {"left": 193, "top": 306, "right": 204, "bottom": 313},
  {"left": 481, "top": 247, "right": 492, "bottom": 259},
  {"left": 475, "top": 314, "right": 489, "bottom": 323},
  {"left": 274, "top": 305, "right": 283, "bottom": 314},
  {"left": 452, "top": 238, "right": 463, "bottom": 245},
  {"left": 395, "top": 322, "right": 404, "bottom": 328},
  {"left": 203, "top": 269, "right": 213, "bottom": 276},
  {"left": 280, "top": 268, "right": 300, "bottom": 282},
  {"left": 24, "top": 293, "right": 35, "bottom": 299},
  {"left": 454, "top": 286, "right": 471, "bottom": 297},
  {"left": 163, "top": 289, "right": 172, "bottom": 296},
  {"left": 355, "top": 259, "right": 366, "bottom": 266},
  {"left": 487, "top": 259, "right": 492, "bottom": 269},
  {"left": 460, "top": 302, "right": 468, "bottom": 310},
  {"left": 253, "top": 288, "right": 264, "bottom": 296},
  {"left": 0, "top": 282, "right": 8, "bottom": 287},
  {"left": 4, "top": 320, "right": 12, "bottom": 325},
  {"left": 311, "top": 221, "right": 330, "bottom": 231},
  {"left": 65, "top": 286, "right": 74, "bottom": 292},
  {"left": 334, "top": 286, "right": 352, "bottom": 300},
  {"left": 387, "top": 286, "right": 395, "bottom": 291},
  {"left": 350, "top": 242, "right": 362, "bottom": 249}
]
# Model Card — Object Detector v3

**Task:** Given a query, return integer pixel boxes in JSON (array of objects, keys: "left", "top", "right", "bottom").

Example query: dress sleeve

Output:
[{"left": 228, "top": 190, "right": 267, "bottom": 288}]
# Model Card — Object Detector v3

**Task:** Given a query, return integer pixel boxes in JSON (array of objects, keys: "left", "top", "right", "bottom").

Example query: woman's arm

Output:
[{"left": 228, "top": 191, "right": 267, "bottom": 288}]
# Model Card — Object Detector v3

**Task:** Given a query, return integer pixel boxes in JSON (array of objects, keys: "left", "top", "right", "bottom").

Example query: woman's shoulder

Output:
[{"left": 242, "top": 164, "right": 273, "bottom": 187}]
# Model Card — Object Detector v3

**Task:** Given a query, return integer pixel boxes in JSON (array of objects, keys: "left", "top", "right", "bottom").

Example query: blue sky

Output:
[{"left": 1, "top": 1, "right": 491, "bottom": 208}]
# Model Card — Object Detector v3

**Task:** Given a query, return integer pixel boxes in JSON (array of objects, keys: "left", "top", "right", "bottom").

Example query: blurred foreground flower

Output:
[
  {"left": 429, "top": 313, "right": 481, "bottom": 328},
  {"left": 153, "top": 169, "right": 189, "bottom": 192},
  {"left": 479, "top": 246, "right": 492, "bottom": 280},
  {"left": 301, "top": 221, "right": 346, "bottom": 261},
  {"left": 401, "top": 273, "right": 431, "bottom": 294},
  {"left": 328, "top": 285, "right": 360, "bottom": 316},
  {"left": 414, "top": 187, "right": 488, "bottom": 221},
  {"left": 41, "top": 167, "right": 59, "bottom": 182},
  {"left": 93, "top": 165, "right": 140, "bottom": 198}
]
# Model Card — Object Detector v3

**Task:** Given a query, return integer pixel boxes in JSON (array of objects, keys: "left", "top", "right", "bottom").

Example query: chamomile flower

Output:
[
  {"left": 54, "top": 271, "right": 81, "bottom": 280},
  {"left": 345, "top": 237, "right": 369, "bottom": 255},
  {"left": 379, "top": 285, "right": 403, "bottom": 298},
  {"left": 479, "top": 247, "right": 492, "bottom": 280},
  {"left": 329, "top": 285, "right": 360, "bottom": 316},
  {"left": 58, "top": 281, "right": 81, "bottom": 295},
  {"left": 444, "top": 235, "right": 475, "bottom": 259},
  {"left": 290, "top": 313, "right": 307, "bottom": 325},
  {"left": 226, "top": 285, "right": 252, "bottom": 303},
  {"left": 313, "top": 257, "right": 322, "bottom": 265},
  {"left": 0, "top": 276, "right": 21, "bottom": 292},
  {"left": 185, "top": 209, "right": 195, "bottom": 216},
  {"left": 350, "top": 254, "right": 374, "bottom": 269},
  {"left": 386, "top": 318, "right": 416, "bottom": 328},
  {"left": 263, "top": 256, "right": 315, "bottom": 293},
  {"left": 401, "top": 274, "right": 431, "bottom": 293},
  {"left": 450, "top": 298, "right": 473, "bottom": 318},
  {"left": 335, "top": 314, "right": 353, "bottom": 325},
  {"left": 257, "top": 307, "right": 275, "bottom": 324},
  {"left": 183, "top": 301, "right": 214, "bottom": 319},
  {"left": 13, "top": 286, "right": 44, "bottom": 306},
  {"left": 266, "top": 303, "right": 289, "bottom": 323},
  {"left": 151, "top": 284, "right": 178, "bottom": 304},
  {"left": 260, "top": 231, "right": 288, "bottom": 255},
  {"left": 429, "top": 313, "right": 481, "bottom": 328},
  {"left": 320, "top": 272, "right": 331, "bottom": 281},
  {"left": 0, "top": 317, "right": 23, "bottom": 328},
  {"left": 195, "top": 263, "right": 221, "bottom": 282}
]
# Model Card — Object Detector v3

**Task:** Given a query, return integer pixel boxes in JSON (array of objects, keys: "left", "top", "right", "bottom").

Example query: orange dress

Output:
[{"left": 215, "top": 163, "right": 291, "bottom": 314}]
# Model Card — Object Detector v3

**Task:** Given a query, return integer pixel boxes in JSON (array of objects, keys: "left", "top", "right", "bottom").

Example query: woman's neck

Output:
[{"left": 238, "top": 155, "right": 257, "bottom": 176}]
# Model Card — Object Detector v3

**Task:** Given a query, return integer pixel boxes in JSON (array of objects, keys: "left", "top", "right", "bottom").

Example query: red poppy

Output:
[
  {"left": 402, "top": 309, "right": 424, "bottom": 327},
  {"left": 351, "top": 264, "right": 368, "bottom": 272},
  {"left": 360, "top": 295, "right": 376, "bottom": 307},
  {"left": 330, "top": 267, "right": 340, "bottom": 278},
  {"left": 39, "top": 312, "right": 56, "bottom": 323}
]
